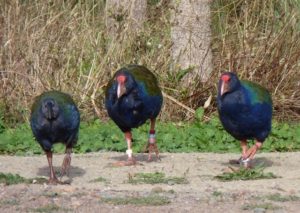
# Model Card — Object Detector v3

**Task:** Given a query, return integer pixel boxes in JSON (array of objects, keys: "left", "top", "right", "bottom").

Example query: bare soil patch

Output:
[{"left": 0, "top": 152, "right": 300, "bottom": 212}]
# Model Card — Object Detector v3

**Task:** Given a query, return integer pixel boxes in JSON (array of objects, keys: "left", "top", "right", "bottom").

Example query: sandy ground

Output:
[{"left": 0, "top": 152, "right": 300, "bottom": 212}]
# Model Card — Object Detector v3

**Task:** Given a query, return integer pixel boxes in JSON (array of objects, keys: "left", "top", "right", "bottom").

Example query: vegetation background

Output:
[{"left": 0, "top": 0, "right": 300, "bottom": 154}]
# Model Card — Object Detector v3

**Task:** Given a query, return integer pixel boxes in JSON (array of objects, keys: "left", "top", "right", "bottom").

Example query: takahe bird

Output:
[
  {"left": 30, "top": 91, "right": 80, "bottom": 184},
  {"left": 105, "top": 64, "right": 163, "bottom": 166},
  {"left": 217, "top": 72, "right": 272, "bottom": 166}
]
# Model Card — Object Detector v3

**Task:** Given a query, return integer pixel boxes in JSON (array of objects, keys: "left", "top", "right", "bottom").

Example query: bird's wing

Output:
[{"left": 241, "top": 80, "right": 272, "bottom": 105}]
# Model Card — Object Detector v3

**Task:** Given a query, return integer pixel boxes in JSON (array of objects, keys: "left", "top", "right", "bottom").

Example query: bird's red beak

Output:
[
  {"left": 117, "top": 75, "right": 126, "bottom": 98},
  {"left": 220, "top": 75, "right": 230, "bottom": 96}
]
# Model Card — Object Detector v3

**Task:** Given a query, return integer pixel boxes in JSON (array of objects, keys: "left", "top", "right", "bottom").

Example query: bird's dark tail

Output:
[{"left": 42, "top": 99, "right": 59, "bottom": 120}]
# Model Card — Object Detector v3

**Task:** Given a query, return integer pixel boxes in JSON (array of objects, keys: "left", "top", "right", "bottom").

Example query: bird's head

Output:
[
  {"left": 218, "top": 72, "right": 240, "bottom": 96},
  {"left": 41, "top": 98, "right": 59, "bottom": 120},
  {"left": 115, "top": 71, "right": 136, "bottom": 99}
]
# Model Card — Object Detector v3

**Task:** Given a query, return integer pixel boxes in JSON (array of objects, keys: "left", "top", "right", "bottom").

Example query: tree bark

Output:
[{"left": 171, "top": 0, "right": 213, "bottom": 85}]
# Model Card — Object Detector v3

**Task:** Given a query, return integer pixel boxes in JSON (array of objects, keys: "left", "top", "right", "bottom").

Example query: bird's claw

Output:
[
  {"left": 239, "top": 157, "right": 252, "bottom": 168},
  {"left": 239, "top": 157, "right": 250, "bottom": 164},
  {"left": 229, "top": 157, "right": 252, "bottom": 168},
  {"left": 48, "top": 177, "right": 64, "bottom": 185},
  {"left": 112, "top": 157, "right": 140, "bottom": 167},
  {"left": 145, "top": 143, "right": 160, "bottom": 161}
]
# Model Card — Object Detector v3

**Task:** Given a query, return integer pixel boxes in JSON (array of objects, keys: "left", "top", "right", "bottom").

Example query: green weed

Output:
[
  {"left": 0, "top": 172, "right": 47, "bottom": 185},
  {"left": 0, "top": 199, "right": 19, "bottom": 206},
  {"left": 0, "top": 119, "right": 300, "bottom": 155},
  {"left": 0, "top": 172, "right": 27, "bottom": 185},
  {"left": 266, "top": 193, "right": 300, "bottom": 202},
  {"left": 102, "top": 195, "right": 170, "bottom": 206},
  {"left": 242, "top": 203, "right": 280, "bottom": 211},
  {"left": 212, "top": 191, "right": 223, "bottom": 197},
  {"left": 89, "top": 177, "right": 108, "bottom": 183},
  {"left": 127, "top": 172, "right": 188, "bottom": 185},
  {"left": 32, "top": 204, "right": 70, "bottom": 213},
  {"left": 215, "top": 167, "right": 278, "bottom": 182}
]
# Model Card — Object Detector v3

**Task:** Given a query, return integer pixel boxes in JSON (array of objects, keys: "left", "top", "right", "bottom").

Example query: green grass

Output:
[
  {"left": 32, "top": 204, "right": 70, "bottom": 213},
  {"left": 0, "top": 199, "right": 19, "bottom": 206},
  {"left": 0, "top": 172, "right": 48, "bottom": 185},
  {"left": 0, "top": 118, "right": 300, "bottom": 155},
  {"left": 215, "top": 167, "right": 278, "bottom": 182},
  {"left": 212, "top": 191, "right": 223, "bottom": 197},
  {"left": 266, "top": 193, "right": 300, "bottom": 202},
  {"left": 127, "top": 172, "right": 188, "bottom": 185},
  {"left": 102, "top": 195, "right": 170, "bottom": 206},
  {"left": 89, "top": 176, "right": 109, "bottom": 183},
  {"left": 242, "top": 203, "right": 281, "bottom": 211}
]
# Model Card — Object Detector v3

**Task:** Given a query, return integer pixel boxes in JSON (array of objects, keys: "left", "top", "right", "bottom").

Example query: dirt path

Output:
[{"left": 0, "top": 152, "right": 300, "bottom": 212}]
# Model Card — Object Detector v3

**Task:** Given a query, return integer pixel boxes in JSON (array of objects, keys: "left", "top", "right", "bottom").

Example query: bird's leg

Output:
[
  {"left": 244, "top": 141, "right": 262, "bottom": 160},
  {"left": 239, "top": 140, "right": 252, "bottom": 167},
  {"left": 230, "top": 140, "right": 248, "bottom": 165},
  {"left": 60, "top": 147, "right": 72, "bottom": 178},
  {"left": 237, "top": 141, "right": 262, "bottom": 168},
  {"left": 46, "top": 151, "right": 61, "bottom": 184},
  {"left": 240, "top": 140, "right": 248, "bottom": 157},
  {"left": 113, "top": 131, "right": 137, "bottom": 166},
  {"left": 146, "top": 118, "right": 160, "bottom": 161},
  {"left": 125, "top": 131, "right": 136, "bottom": 165}
]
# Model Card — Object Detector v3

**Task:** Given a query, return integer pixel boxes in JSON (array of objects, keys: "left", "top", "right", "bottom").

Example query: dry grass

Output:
[{"left": 0, "top": 0, "right": 300, "bottom": 126}]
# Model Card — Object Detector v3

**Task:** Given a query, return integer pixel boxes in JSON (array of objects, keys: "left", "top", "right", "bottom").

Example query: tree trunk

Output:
[{"left": 171, "top": 0, "right": 213, "bottom": 85}]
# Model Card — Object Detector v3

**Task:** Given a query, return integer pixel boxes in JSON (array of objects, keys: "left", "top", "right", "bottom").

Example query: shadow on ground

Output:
[
  {"left": 37, "top": 165, "right": 86, "bottom": 182},
  {"left": 110, "top": 153, "right": 165, "bottom": 162},
  {"left": 222, "top": 157, "right": 274, "bottom": 168}
]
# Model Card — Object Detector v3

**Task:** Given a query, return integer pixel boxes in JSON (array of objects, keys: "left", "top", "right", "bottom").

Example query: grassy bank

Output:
[{"left": 1, "top": 116, "right": 299, "bottom": 155}]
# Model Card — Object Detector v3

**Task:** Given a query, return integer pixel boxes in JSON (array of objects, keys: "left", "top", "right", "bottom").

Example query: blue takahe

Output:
[
  {"left": 217, "top": 72, "right": 272, "bottom": 165},
  {"left": 30, "top": 91, "right": 80, "bottom": 184},
  {"left": 105, "top": 64, "right": 163, "bottom": 166}
]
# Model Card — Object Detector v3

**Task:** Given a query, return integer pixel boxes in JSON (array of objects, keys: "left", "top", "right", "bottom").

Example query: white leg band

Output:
[{"left": 126, "top": 149, "right": 133, "bottom": 158}]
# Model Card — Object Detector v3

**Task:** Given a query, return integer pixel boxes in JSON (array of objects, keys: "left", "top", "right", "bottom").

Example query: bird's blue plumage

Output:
[
  {"left": 30, "top": 91, "right": 80, "bottom": 151},
  {"left": 105, "top": 65, "right": 163, "bottom": 132},
  {"left": 217, "top": 72, "right": 272, "bottom": 142}
]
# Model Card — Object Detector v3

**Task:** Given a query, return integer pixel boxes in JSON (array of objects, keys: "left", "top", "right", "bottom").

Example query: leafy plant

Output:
[
  {"left": 0, "top": 173, "right": 26, "bottom": 185},
  {"left": 102, "top": 195, "right": 170, "bottom": 206},
  {"left": 0, "top": 118, "right": 300, "bottom": 155},
  {"left": 0, "top": 172, "right": 47, "bottom": 185},
  {"left": 127, "top": 172, "right": 188, "bottom": 185},
  {"left": 0, "top": 199, "right": 19, "bottom": 206},
  {"left": 266, "top": 193, "right": 300, "bottom": 202},
  {"left": 89, "top": 177, "right": 108, "bottom": 183},
  {"left": 32, "top": 204, "right": 69, "bottom": 213},
  {"left": 215, "top": 166, "right": 278, "bottom": 181},
  {"left": 242, "top": 203, "right": 281, "bottom": 211}
]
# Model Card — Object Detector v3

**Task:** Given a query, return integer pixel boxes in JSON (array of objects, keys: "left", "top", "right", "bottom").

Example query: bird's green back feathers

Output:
[
  {"left": 31, "top": 91, "right": 76, "bottom": 113},
  {"left": 241, "top": 80, "right": 272, "bottom": 104},
  {"left": 125, "top": 64, "right": 161, "bottom": 96}
]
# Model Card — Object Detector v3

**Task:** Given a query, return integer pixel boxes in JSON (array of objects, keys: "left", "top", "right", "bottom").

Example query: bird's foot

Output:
[
  {"left": 144, "top": 143, "right": 160, "bottom": 161},
  {"left": 229, "top": 157, "right": 252, "bottom": 168},
  {"left": 48, "top": 177, "right": 65, "bottom": 185},
  {"left": 60, "top": 154, "right": 71, "bottom": 178},
  {"left": 112, "top": 157, "right": 141, "bottom": 167},
  {"left": 239, "top": 157, "right": 253, "bottom": 168}
]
